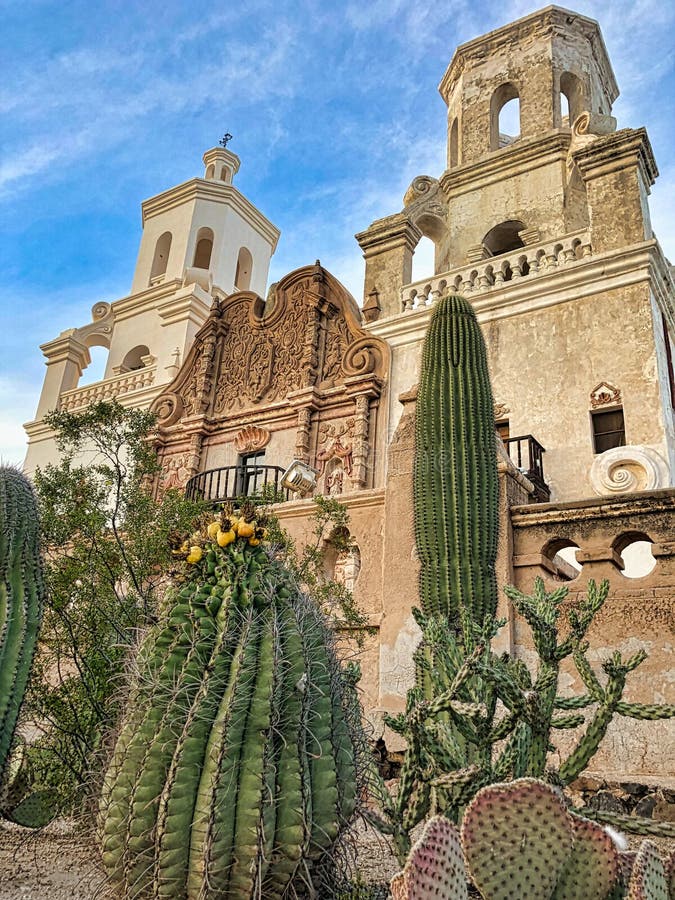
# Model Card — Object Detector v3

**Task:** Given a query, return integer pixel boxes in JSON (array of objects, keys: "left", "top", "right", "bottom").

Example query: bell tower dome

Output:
[{"left": 130, "top": 145, "right": 279, "bottom": 297}]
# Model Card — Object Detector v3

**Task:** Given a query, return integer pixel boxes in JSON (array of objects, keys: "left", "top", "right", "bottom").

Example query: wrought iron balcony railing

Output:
[
  {"left": 185, "top": 465, "right": 291, "bottom": 505},
  {"left": 503, "top": 434, "right": 550, "bottom": 501}
]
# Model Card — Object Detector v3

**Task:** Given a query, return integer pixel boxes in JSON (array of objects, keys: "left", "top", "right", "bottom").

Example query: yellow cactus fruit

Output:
[
  {"left": 186, "top": 546, "right": 203, "bottom": 564},
  {"left": 217, "top": 528, "right": 236, "bottom": 547},
  {"left": 248, "top": 537, "right": 261, "bottom": 546},
  {"left": 207, "top": 521, "right": 220, "bottom": 540},
  {"left": 237, "top": 520, "right": 256, "bottom": 539}
]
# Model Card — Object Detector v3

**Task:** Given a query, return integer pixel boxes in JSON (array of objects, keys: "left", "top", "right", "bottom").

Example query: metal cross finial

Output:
[{"left": 219, "top": 133, "right": 233, "bottom": 148}]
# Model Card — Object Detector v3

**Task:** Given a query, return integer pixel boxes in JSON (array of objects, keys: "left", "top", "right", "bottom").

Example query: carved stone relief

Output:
[
  {"left": 334, "top": 544, "right": 361, "bottom": 593},
  {"left": 590, "top": 382, "right": 621, "bottom": 408},
  {"left": 233, "top": 425, "right": 271, "bottom": 455},
  {"left": 317, "top": 420, "right": 354, "bottom": 494},
  {"left": 159, "top": 453, "right": 192, "bottom": 493}
]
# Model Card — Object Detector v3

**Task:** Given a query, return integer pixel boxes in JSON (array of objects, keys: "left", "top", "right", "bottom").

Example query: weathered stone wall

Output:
[{"left": 511, "top": 488, "right": 675, "bottom": 782}]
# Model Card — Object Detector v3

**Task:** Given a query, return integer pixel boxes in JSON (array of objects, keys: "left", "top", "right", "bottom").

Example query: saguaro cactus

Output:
[
  {"left": 413, "top": 293, "right": 499, "bottom": 626},
  {"left": 0, "top": 467, "right": 44, "bottom": 783},
  {"left": 99, "top": 509, "right": 359, "bottom": 899}
]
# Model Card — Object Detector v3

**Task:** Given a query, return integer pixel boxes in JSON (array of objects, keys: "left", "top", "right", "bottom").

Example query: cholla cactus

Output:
[
  {"left": 391, "top": 779, "right": 675, "bottom": 899},
  {"left": 0, "top": 467, "right": 44, "bottom": 787},
  {"left": 99, "top": 508, "right": 361, "bottom": 898}
]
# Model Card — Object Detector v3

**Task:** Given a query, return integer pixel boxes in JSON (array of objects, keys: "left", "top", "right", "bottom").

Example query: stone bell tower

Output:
[{"left": 358, "top": 6, "right": 674, "bottom": 504}]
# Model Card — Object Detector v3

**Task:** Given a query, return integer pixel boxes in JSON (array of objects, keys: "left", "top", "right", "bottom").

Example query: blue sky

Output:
[{"left": 1, "top": 0, "right": 674, "bottom": 464}]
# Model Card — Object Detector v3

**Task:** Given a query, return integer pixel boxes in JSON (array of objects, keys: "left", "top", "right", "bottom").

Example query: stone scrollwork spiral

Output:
[
  {"left": 342, "top": 337, "right": 385, "bottom": 378},
  {"left": 151, "top": 392, "right": 183, "bottom": 428},
  {"left": 589, "top": 445, "right": 669, "bottom": 496},
  {"left": 403, "top": 175, "right": 437, "bottom": 207}
]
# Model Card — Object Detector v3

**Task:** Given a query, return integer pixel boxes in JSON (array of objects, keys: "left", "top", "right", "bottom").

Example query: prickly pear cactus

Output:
[
  {"left": 626, "top": 841, "right": 669, "bottom": 900},
  {"left": 413, "top": 294, "right": 499, "bottom": 625},
  {"left": 553, "top": 813, "right": 620, "bottom": 900},
  {"left": 0, "top": 467, "right": 44, "bottom": 786},
  {"left": 390, "top": 815, "right": 468, "bottom": 900},
  {"left": 461, "top": 779, "right": 574, "bottom": 899},
  {"left": 99, "top": 505, "right": 360, "bottom": 899}
]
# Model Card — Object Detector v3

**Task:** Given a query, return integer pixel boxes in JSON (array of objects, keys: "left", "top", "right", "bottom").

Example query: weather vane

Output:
[{"left": 219, "top": 133, "right": 233, "bottom": 148}]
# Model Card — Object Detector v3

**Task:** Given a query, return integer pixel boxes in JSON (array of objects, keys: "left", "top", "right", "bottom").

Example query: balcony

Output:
[
  {"left": 185, "top": 464, "right": 292, "bottom": 505},
  {"left": 401, "top": 229, "right": 592, "bottom": 313},
  {"left": 59, "top": 365, "right": 157, "bottom": 412},
  {"left": 503, "top": 434, "right": 550, "bottom": 502}
]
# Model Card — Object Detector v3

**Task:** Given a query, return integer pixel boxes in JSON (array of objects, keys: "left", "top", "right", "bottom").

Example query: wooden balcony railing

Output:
[
  {"left": 503, "top": 434, "right": 550, "bottom": 501},
  {"left": 185, "top": 465, "right": 291, "bottom": 505}
]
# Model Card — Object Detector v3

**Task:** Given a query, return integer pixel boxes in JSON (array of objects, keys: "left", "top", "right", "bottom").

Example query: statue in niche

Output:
[
  {"left": 326, "top": 463, "right": 345, "bottom": 496},
  {"left": 333, "top": 546, "right": 361, "bottom": 593}
]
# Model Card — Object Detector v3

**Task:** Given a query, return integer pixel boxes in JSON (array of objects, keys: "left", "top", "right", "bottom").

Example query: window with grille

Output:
[{"left": 591, "top": 408, "right": 625, "bottom": 454}]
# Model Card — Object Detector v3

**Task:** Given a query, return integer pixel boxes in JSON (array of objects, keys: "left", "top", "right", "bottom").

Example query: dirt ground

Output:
[
  {"left": 0, "top": 817, "right": 399, "bottom": 899},
  {"left": 2, "top": 816, "right": 673, "bottom": 899}
]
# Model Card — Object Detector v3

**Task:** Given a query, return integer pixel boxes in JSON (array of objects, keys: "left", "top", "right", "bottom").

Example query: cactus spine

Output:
[
  {"left": 99, "top": 513, "right": 359, "bottom": 898},
  {"left": 0, "top": 467, "right": 44, "bottom": 785},
  {"left": 413, "top": 293, "right": 498, "bottom": 626}
]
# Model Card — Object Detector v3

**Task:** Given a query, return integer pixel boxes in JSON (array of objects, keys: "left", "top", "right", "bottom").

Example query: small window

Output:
[
  {"left": 236, "top": 451, "right": 266, "bottom": 497},
  {"left": 496, "top": 420, "right": 510, "bottom": 442},
  {"left": 449, "top": 117, "right": 459, "bottom": 167},
  {"left": 234, "top": 247, "right": 253, "bottom": 290},
  {"left": 592, "top": 408, "right": 626, "bottom": 454}
]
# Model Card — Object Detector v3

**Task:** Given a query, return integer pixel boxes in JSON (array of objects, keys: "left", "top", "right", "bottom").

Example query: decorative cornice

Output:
[
  {"left": 439, "top": 6, "right": 617, "bottom": 105},
  {"left": 439, "top": 132, "right": 571, "bottom": 198},
  {"left": 355, "top": 213, "right": 423, "bottom": 256},
  {"left": 141, "top": 178, "right": 280, "bottom": 249},
  {"left": 112, "top": 282, "right": 209, "bottom": 323},
  {"left": 273, "top": 488, "right": 385, "bottom": 521},
  {"left": 510, "top": 486, "right": 675, "bottom": 527},
  {"left": 572, "top": 127, "right": 658, "bottom": 187},
  {"left": 367, "top": 240, "right": 668, "bottom": 347}
]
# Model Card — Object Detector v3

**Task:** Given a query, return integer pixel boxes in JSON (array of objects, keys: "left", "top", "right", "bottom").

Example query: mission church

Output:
[{"left": 24, "top": 7, "right": 675, "bottom": 781}]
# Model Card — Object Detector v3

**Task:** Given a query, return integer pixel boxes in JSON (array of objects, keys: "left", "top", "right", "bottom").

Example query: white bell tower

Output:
[
  {"left": 24, "top": 146, "right": 280, "bottom": 474},
  {"left": 131, "top": 144, "right": 279, "bottom": 297}
]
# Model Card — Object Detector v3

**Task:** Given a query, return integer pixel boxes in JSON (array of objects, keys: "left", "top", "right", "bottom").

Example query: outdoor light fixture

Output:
[{"left": 281, "top": 460, "right": 318, "bottom": 496}]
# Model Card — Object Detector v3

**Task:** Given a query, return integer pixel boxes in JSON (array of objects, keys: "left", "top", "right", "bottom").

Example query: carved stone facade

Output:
[{"left": 151, "top": 262, "right": 389, "bottom": 489}]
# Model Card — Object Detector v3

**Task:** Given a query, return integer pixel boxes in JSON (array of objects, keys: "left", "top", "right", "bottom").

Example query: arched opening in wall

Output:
[
  {"left": 560, "top": 71, "right": 584, "bottom": 128},
  {"left": 234, "top": 246, "right": 253, "bottom": 290},
  {"left": 411, "top": 235, "right": 436, "bottom": 284},
  {"left": 77, "top": 344, "right": 109, "bottom": 387},
  {"left": 205, "top": 164, "right": 215, "bottom": 179},
  {"left": 482, "top": 220, "right": 526, "bottom": 257},
  {"left": 121, "top": 344, "right": 150, "bottom": 372},
  {"left": 542, "top": 537, "right": 583, "bottom": 582},
  {"left": 613, "top": 532, "right": 657, "bottom": 579},
  {"left": 490, "top": 83, "right": 520, "bottom": 150},
  {"left": 193, "top": 228, "right": 214, "bottom": 269},
  {"left": 449, "top": 117, "right": 460, "bottom": 167},
  {"left": 149, "top": 231, "right": 172, "bottom": 284}
]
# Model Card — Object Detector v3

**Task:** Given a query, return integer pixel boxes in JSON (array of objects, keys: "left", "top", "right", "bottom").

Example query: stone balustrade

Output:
[
  {"left": 59, "top": 365, "right": 157, "bottom": 412},
  {"left": 401, "top": 230, "right": 592, "bottom": 312}
]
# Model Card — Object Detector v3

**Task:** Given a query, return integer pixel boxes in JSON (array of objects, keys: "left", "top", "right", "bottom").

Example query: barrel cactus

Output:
[
  {"left": 99, "top": 504, "right": 361, "bottom": 898},
  {"left": 0, "top": 466, "right": 44, "bottom": 788},
  {"left": 413, "top": 293, "right": 499, "bottom": 627}
]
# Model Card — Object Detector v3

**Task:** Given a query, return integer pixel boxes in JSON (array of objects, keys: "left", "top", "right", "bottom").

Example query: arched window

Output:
[
  {"left": 193, "top": 227, "right": 214, "bottom": 269},
  {"left": 149, "top": 231, "right": 172, "bottom": 284},
  {"left": 205, "top": 164, "right": 215, "bottom": 179},
  {"left": 121, "top": 345, "right": 150, "bottom": 372},
  {"left": 490, "top": 82, "right": 520, "bottom": 150},
  {"left": 77, "top": 344, "right": 109, "bottom": 387},
  {"left": 560, "top": 71, "right": 584, "bottom": 128},
  {"left": 449, "top": 117, "right": 459, "bottom": 167},
  {"left": 234, "top": 246, "right": 253, "bottom": 290},
  {"left": 411, "top": 235, "right": 436, "bottom": 283},
  {"left": 482, "top": 220, "right": 526, "bottom": 257}
]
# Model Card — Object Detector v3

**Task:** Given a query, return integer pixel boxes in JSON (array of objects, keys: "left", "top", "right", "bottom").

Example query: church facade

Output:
[{"left": 25, "top": 7, "right": 675, "bottom": 781}]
